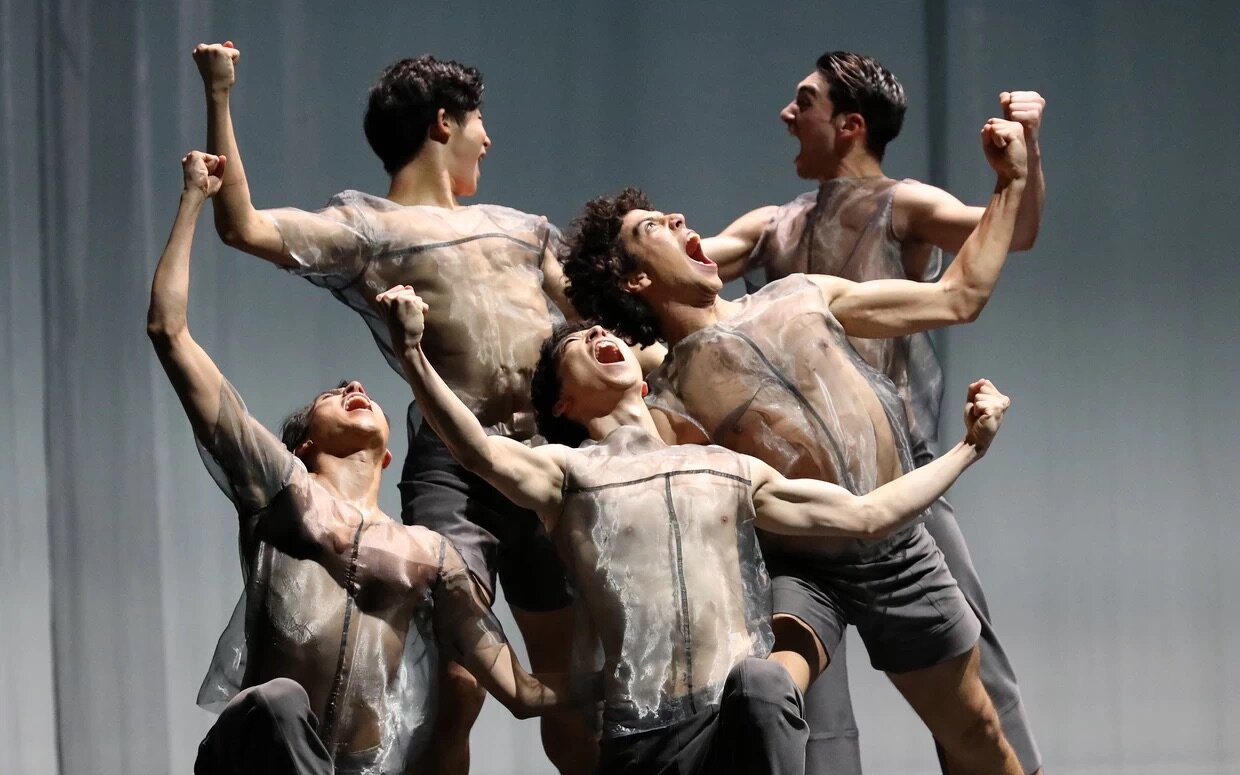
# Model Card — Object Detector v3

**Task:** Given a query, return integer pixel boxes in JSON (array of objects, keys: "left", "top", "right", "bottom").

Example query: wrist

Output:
[
  {"left": 179, "top": 189, "right": 207, "bottom": 208},
  {"left": 204, "top": 84, "right": 232, "bottom": 101}
]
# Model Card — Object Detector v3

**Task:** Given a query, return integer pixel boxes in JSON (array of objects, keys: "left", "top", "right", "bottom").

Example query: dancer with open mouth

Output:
[
  {"left": 558, "top": 113, "right": 1030, "bottom": 775},
  {"left": 373, "top": 282, "right": 1013, "bottom": 775}
]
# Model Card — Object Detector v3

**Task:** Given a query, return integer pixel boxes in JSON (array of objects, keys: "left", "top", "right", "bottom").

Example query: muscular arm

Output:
[
  {"left": 147, "top": 156, "right": 225, "bottom": 441},
  {"left": 752, "top": 377, "right": 1009, "bottom": 538},
  {"left": 750, "top": 442, "right": 979, "bottom": 539},
  {"left": 817, "top": 118, "right": 1028, "bottom": 339},
  {"left": 706, "top": 205, "right": 778, "bottom": 283},
  {"left": 459, "top": 641, "right": 597, "bottom": 720},
  {"left": 195, "top": 42, "right": 374, "bottom": 274},
  {"left": 378, "top": 287, "right": 567, "bottom": 521},
  {"left": 898, "top": 91, "right": 1045, "bottom": 255}
]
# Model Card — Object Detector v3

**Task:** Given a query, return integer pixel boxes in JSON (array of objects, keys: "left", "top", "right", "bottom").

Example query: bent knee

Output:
[
  {"left": 728, "top": 658, "right": 799, "bottom": 713},
  {"left": 239, "top": 678, "right": 312, "bottom": 724}
]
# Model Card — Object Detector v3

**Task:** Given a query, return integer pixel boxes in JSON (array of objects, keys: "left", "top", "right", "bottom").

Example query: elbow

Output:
[
  {"left": 507, "top": 701, "right": 536, "bottom": 721},
  {"left": 851, "top": 502, "right": 897, "bottom": 540},
  {"left": 1010, "top": 232, "right": 1037, "bottom": 252},
  {"left": 145, "top": 317, "right": 182, "bottom": 350},
  {"left": 947, "top": 286, "right": 989, "bottom": 324}
]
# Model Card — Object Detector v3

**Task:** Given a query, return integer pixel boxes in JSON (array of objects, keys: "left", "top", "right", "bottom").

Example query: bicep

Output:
[
  {"left": 813, "top": 274, "right": 957, "bottom": 339},
  {"left": 259, "top": 203, "right": 375, "bottom": 276},
  {"left": 897, "top": 185, "right": 983, "bottom": 254},
  {"left": 482, "top": 437, "right": 566, "bottom": 517},
  {"left": 750, "top": 462, "right": 865, "bottom": 537}
]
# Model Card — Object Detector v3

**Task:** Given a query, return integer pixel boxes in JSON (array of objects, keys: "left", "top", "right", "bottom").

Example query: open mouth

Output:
[
  {"left": 593, "top": 339, "right": 625, "bottom": 365},
  {"left": 344, "top": 394, "right": 372, "bottom": 412},
  {"left": 685, "top": 232, "right": 716, "bottom": 268}
]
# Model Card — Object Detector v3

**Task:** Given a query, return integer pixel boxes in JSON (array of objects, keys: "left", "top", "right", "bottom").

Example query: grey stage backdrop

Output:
[{"left": 2, "top": 1, "right": 1238, "bottom": 773}]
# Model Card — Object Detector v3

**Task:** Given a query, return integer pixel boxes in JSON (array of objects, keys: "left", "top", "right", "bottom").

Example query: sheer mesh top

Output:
[
  {"left": 264, "top": 191, "right": 564, "bottom": 439},
  {"left": 646, "top": 275, "right": 923, "bottom": 558},
  {"left": 748, "top": 177, "right": 945, "bottom": 443},
  {"left": 554, "top": 426, "right": 773, "bottom": 737},
  {"left": 194, "top": 380, "right": 506, "bottom": 774}
]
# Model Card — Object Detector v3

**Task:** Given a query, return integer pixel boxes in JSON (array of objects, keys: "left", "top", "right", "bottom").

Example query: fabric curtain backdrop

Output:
[{"left": 1, "top": 1, "right": 1236, "bottom": 773}]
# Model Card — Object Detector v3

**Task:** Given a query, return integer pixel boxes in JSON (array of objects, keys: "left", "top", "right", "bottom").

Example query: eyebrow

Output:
[
  {"left": 797, "top": 84, "right": 818, "bottom": 99},
  {"left": 630, "top": 213, "right": 660, "bottom": 241}
]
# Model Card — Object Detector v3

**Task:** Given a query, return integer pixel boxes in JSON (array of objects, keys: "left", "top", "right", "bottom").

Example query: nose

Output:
[
  {"left": 666, "top": 213, "right": 686, "bottom": 231},
  {"left": 344, "top": 380, "right": 366, "bottom": 396},
  {"left": 780, "top": 102, "right": 796, "bottom": 125},
  {"left": 482, "top": 132, "right": 491, "bottom": 149},
  {"left": 586, "top": 325, "right": 607, "bottom": 342}
]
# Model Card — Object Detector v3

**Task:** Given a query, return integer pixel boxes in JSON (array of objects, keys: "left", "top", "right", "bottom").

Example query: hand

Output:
[
  {"left": 963, "top": 379, "right": 1011, "bottom": 454},
  {"left": 981, "top": 118, "right": 1028, "bottom": 182},
  {"left": 1000, "top": 91, "right": 1045, "bottom": 141},
  {"left": 376, "top": 285, "right": 429, "bottom": 350},
  {"left": 193, "top": 41, "right": 240, "bottom": 92},
  {"left": 181, "top": 151, "right": 226, "bottom": 199}
]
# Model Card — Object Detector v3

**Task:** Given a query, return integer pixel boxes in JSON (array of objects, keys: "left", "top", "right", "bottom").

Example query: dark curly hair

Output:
[
  {"left": 364, "top": 55, "right": 484, "bottom": 174},
  {"left": 560, "top": 188, "right": 664, "bottom": 348},
  {"left": 279, "top": 380, "right": 351, "bottom": 452},
  {"left": 816, "top": 51, "right": 906, "bottom": 160},
  {"left": 530, "top": 321, "right": 595, "bottom": 447}
]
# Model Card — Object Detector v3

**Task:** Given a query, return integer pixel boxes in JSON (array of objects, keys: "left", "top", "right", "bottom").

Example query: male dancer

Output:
[
  {"left": 715, "top": 52, "right": 1046, "bottom": 774},
  {"left": 191, "top": 41, "right": 595, "bottom": 772},
  {"left": 373, "top": 283, "right": 1013, "bottom": 775},
  {"left": 150, "top": 152, "right": 582, "bottom": 774},
  {"left": 558, "top": 116, "right": 1029, "bottom": 775}
]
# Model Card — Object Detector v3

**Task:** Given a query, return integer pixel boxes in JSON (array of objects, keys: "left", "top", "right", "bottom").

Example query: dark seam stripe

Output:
[
  {"left": 663, "top": 474, "right": 696, "bottom": 711},
  {"left": 723, "top": 327, "right": 857, "bottom": 491},
  {"left": 319, "top": 231, "right": 544, "bottom": 292},
  {"left": 319, "top": 521, "right": 365, "bottom": 747},
  {"left": 564, "top": 468, "right": 751, "bottom": 494}
]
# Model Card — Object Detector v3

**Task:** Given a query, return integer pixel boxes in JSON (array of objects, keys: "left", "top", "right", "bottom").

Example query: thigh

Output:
[{"left": 884, "top": 645, "right": 996, "bottom": 747}]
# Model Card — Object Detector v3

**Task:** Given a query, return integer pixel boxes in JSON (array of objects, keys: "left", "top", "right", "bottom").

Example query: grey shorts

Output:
[
  {"left": 399, "top": 405, "right": 573, "bottom": 612},
  {"left": 769, "top": 524, "right": 980, "bottom": 674}
]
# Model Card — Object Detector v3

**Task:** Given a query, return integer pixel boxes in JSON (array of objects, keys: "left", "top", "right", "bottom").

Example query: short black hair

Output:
[
  {"left": 815, "top": 51, "right": 907, "bottom": 160},
  {"left": 363, "top": 55, "right": 484, "bottom": 175},
  {"left": 530, "top": 321, "right": 595, "bottom": 447},
  {"left": 560, "top": 188, "right": 663, "bottom": 347},
  {"left": 279, "top": 380, "right": 350, "bottom": 452}
]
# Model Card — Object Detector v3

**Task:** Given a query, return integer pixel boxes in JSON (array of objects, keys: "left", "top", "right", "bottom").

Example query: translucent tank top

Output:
[
  {"left": 646, "top": 275, "right": 923, "bottom": 558},
  {"left": 554, "top": 426, "right": 773, "bottom": 737},
  {"left": 264, "top": 191, "right": 564, "bottom": 438},
  {"left": 748, "top": 177, "right": 944, "bottom": 443},
  {"left": 194, "top": 380, "right": 507, "bottom": 774}
]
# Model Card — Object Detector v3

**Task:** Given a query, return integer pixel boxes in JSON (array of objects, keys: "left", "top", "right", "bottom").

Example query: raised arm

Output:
[
  {"left": 752, "top": 379, "right": 1010, "bottom": 538},
  {"left": 706, "top": 205, "right": 778, "bottom": 283},
  {"left": 375, "top": 285, "right": 567, "bottom": 521},
  {"left": 147, "top": 152, "right": 228, "bottom": 441},
  {"left": 194, "top": 41, "right": 376, "bottom": 278},
  {"left": 193, "top": 42, "right": 288, "bottom": 265},
  {"left": 435, "top": 545, "right": 597, "bottom": 718},
  {"left": 897, "top": 91, "right": 1045, "bottom": 255},
  {"left": 817, "top": 118, "right": 1028, "bottom": 339}
]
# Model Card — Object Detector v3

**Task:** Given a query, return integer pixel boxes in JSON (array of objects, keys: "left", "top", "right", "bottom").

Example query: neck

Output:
[
  {"left": 818, "top": 145, "right": 884, "bottom": 182},
  {"left": 654, "top": 292, "right": 737, "bottom": 347},
  {"left": 583, "top": 390, "right": 663, "bottom": 443},
  {"left": 386, "top": 149, "right": 459, "bottom": 208},
  {"left": 307, "top": 450, "right": 385, "bottom": 514}
]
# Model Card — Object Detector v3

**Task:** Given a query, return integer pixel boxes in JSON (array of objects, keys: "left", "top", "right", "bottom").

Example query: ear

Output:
[
  {"left": 641, "top": 381, "right": 649, "bottom": 397},
  {"left": 623, "top": 272, "right": 652, "bottom": 295},
  {"left": 552, "top": 395, "right": 572, "bottom": 419},
  {"left": 428, "top": 107, "right": 452, "bottom": 144},
  {"left": 381, "top": 449, "right": 393, "bottom": 470},
  {"left": 293, "top": 439, "right": 313, "bottom": 460},
  {"left": 839, "top": 112, "right": 866, "bottom": 142}
]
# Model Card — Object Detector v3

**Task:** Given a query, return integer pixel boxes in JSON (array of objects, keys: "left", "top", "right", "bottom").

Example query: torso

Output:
[
  {"left": 648, "top": 276, "right": 916, "bottom": 556},
  {"left": 554, "top": 427, "right": 772, "bottom": 737}
]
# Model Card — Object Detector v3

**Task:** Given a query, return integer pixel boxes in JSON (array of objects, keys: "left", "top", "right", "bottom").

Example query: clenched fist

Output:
[
  {"left": 182, "top": 151, "right": 226, "bottom": 200},
  {"left": 962, "top": 379, "right": 1011, "bottom": 454},
  {"left": 1000, "top": 91, "right": 1045, "bottom": 140},
  {"left": 981, "top": 118, "right": 1028, "bottom": 183},
  {"left": 193, "top": 41, "right": 240, "bottom": 92},
  {"left": 376, "top": 285, "right": 430, "bottom": 351}
]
